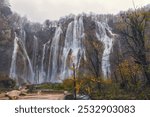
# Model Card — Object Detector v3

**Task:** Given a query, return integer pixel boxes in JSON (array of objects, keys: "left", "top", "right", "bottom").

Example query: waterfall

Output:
[
  {"left": 21, "top": 29, "right": 26, "bottom": 44},
  {"left": 48, "top": 26, "right": 63, "bottom": 83},
  {"left": 39, "top": 43, "right": 46, "bottom": 83},
  {"left": 32, "top": 36, "right": 38, "bottom": 83},
  {"left": 20, "top": 39, "right": 35, "bottom": 83},
  {"left": 96, "top": 21, "right": 114, "bottom": 78},
  {"left": 9, "top": 33, "right": 35, "bottom": 84},
  {"left": 60, "top": 16, "right": 85, "bottom": 80},
  {"left": 9, "top": 33, "right": 19, "bottom": 81},
  {"left": 9, "top": 15, "right": 115, "bottom": 85}
]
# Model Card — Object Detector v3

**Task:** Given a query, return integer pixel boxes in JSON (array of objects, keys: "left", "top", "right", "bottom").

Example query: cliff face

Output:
[
  {"left": 0, "top": 16, "right": 13, "bottom": 74},
  {"left": 1, "top": 13, "right": 117, "bottom": 85},
  {"left": 1, "top": 4, "right": 149, "bottom": 85}
]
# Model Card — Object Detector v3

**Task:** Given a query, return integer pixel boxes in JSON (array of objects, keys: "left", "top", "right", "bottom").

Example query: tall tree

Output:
[
  {"left": 119, "top": 9, "right": 150, "bottom": 84},
  {"left": 84, "top": 38, "right": 103, "bottom": 79}
]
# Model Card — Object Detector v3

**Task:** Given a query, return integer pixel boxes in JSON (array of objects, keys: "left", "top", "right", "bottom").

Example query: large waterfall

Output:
[
  {"left": 9, "top": 15, "right": 114, "bottom": 85},
  {"left": 60, "top": 16, "right": 85, "bottom": 81},
  {"left": 48, "top": 26, "right": 63, "bottom": 83},
  {"left": 38, "top": 16, "right": 85, "bottom": 83}
]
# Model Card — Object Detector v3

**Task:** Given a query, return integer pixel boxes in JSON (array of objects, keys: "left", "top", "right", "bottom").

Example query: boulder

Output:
[
  {"left": 5, "top": 90, "right": 21, "bottom": 100},
  {"left": 64, "top": 91, "right": 69, "bottom": 95},
  {"left": 20, "top": 88, "right": 28, "bottom": 96},
  {"left": 0, "top": 74, "right": 16, "bottom": 89}
]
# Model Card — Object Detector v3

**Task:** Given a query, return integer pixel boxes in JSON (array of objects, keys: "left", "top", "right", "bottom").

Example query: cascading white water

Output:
[
  {"left": 39, "top": 43, "right": 46, "bottom": 83},
  {"left": 32, "top": 35, "right": 38, "bottom": 83},
  {"left": 21, "top": 29, "right": 26, "bottom": 44},
  {"left": 9, "top": 15, "right": 115, "bottom": 85},
  {"left": 48, "top": 26, "right": 63, "bottom": 82},
  {"left": 20, "top": 39, "right": 35, "bottom": 83},
  {"left": 9, "top": 33, "right": 19, "bottom": 81},
  {"left": 60, "top": 16, "right": 85, "bottom": 80},
  {"left": 9, "top": 33, "right": 35, "bottom": 84},
  {"left": 96, "top": 21, "right": 114, "bottom": 78}
]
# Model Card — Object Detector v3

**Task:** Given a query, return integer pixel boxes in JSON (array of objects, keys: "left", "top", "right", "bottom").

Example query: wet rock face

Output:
[
  {"left": 0, "top": 6, "right": 12, "bottom": 17},
  {"left": 83, "top": 16, "right": 96, "bottom": 37},
  {"left": 0, "top": 74, "right": 15, "bottom": 89},
  {"left": 0, "top": 79, "right": 15, "bottom": 89},
  {"left": 0, "top": 6, "right": 14, "bottom": 76},
  {"left": 0, "top": 13, "right": 118, "bottom": 85},
  {"left": 0, "top": 39, "right": 13, "bottom": 74}
]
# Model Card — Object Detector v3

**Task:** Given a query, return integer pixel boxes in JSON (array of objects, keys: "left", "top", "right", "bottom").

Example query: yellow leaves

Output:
[
  {"left": 115, "top": 22, "right": 126, "bottom": 31},
  {"left": 118, "top": 60, "right": 130, "bottom": 78},
  {"left": 85, "top": 87, "right": 91, "bottom": 95},
  {"left": 76, "top": 82, "right": 82, "bottom": 94},
  {"left": 132, "top": 64, "right": 141, "bottom": 75},
  {"left": 90, "top": 77, "right": 98, "bottom": 82},
  {"left": 62, "top": 78, "right": 74, "bottom": 91},
  {"left": 102, "top": 79, "right": 112, "bottom": 85},
  {"left": 117, "top": 59, "right": 141, "bottom": 79},
  {"left": 62, "top": 75, "right": 114, "bottom": 97},
  {"left": 69, "top": 66, "right": 74, "bottom": 71},
  {"left": 143, "top": 12, "right": 150, "bottom": 21}
]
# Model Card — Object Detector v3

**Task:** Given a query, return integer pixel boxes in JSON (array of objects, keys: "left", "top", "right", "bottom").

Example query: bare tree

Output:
[
  {"left": 84, "top": 38, "right": 103, "bottom": 79},
  {"left": 119, "top": 9, "right": 150, "bottom": 84},
  {"left": 44, "top": 19, "right": 51, "bottom": 29}
]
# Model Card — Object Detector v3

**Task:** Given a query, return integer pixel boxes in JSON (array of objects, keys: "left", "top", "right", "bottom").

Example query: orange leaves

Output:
[
  {"left": 118, "top": 60, "right": 130, "bottom": 78},
  {"left": 117, "top": 59, "right": 141, "bottom": 79},
  {"left": 102, "top": 79, "right": 112, "bottom": 85}
]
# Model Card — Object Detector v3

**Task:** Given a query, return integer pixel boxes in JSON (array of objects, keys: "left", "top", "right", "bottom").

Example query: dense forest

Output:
[{"left": 0, "top": 0, "right": 150, "bottom": 99}]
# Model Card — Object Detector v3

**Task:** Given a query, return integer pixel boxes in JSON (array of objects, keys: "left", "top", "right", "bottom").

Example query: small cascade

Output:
[
  {"left": 96, "top": 21, "right": 114, "bottom": 78},
  {"left": 39, "top": 43, "right": 46, "bottom": 83},
  {"left": 9, "top": 33, "right": 19, "bottom": 81},
  {"left": 32, "top": 36, "right": 38, "bottom": 83},
  {"left": 20, "top": 38, "right": 35, "bottom": 83},
  {"left": 9, "top": 33, "right": 35, "bottom": 84},
  {"left": 21, "top": 29, "right": 26, "bottom": 44}
]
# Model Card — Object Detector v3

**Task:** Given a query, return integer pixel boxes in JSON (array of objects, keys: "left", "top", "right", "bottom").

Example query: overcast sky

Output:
[{"left": 9, "top": 0, "right": 150, "bottom": 23}]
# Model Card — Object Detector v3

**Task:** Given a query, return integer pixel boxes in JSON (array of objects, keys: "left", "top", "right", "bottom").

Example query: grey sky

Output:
[{"left": 9, "top": 0, "right": 150, "bottom": 23}]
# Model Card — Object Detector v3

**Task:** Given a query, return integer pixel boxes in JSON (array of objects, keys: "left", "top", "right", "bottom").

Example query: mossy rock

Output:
[{"left": 0, "top": 73, "right": 16, "bottom": 89}]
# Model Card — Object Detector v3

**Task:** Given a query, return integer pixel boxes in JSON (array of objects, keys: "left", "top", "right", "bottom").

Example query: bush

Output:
[
  {"left": 0, "top": 73, "right": 16, "bottom": 90},
  {"left": 35, "top": 83, "right": 64, "bottom": 91}
]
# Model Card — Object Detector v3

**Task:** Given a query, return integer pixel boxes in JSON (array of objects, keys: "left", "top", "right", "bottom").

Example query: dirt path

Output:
[
  {"left": 19, "top": 93, "right": 65, "bottom": 100},
  {"left": 0, "top": 93, "right": 65, "bottom": 100}
]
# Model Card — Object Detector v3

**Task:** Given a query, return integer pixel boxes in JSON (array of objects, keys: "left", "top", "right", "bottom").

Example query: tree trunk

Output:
[
  {"left": 143, "top": 66, "right": 150, "bottom": 84},
  {"left": 140, "top": 54, "right": 150, "bottom": 84}
]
